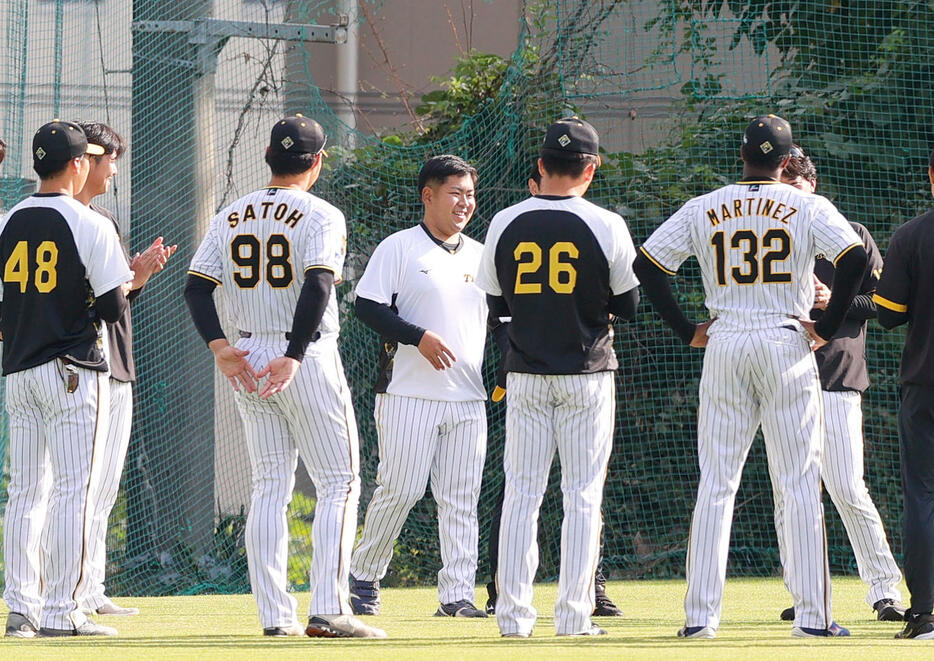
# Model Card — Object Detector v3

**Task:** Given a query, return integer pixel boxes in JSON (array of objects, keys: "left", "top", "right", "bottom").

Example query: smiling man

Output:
[{"left": 349, "top": 155, "right": 490, "bottom": 619}]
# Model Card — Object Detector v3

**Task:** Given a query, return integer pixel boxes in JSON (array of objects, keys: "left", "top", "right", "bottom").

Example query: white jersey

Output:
[
  {"left": 355, "top": 225, "right": 486, "bottom": 402},
  {"left": 641, "top": 180, "right": 861, "bottom": 332},
  {"left": 188, "top": 186, "right": 346, "bottom": 340}
]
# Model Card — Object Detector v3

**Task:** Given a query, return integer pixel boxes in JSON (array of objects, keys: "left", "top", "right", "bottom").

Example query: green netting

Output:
[{"left": 1, "top": 0, "right": 931, "bottom": 597}]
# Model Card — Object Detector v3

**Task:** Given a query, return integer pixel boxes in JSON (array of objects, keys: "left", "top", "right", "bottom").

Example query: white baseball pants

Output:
[
  {"left": 496, "top": 371, "right": 614, "bottom": 637},
  {"left": 80, "top": 378, "right": 133, "bottom": 610},
  {"left": 351, "top": 394, "right": 487, "bottom": 604},
  {"left": 772, "top": 389, "right": 902, "bottom": 607},
  {"left": 685, "top": 327, "right": 832, "bottom": 632},
  {"left": 234, "top": 335, "right": 360, "bottom": 629},
  {"left": 3, "top": 360, "right": 109, "bottom": 630}
]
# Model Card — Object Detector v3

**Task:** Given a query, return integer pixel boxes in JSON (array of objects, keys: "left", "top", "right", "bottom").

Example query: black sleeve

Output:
[
  {"left": 284, "top": 268, "right": 333, "bottom": 361},
  {"left": 486, "top": 295, "right": 511, "bottom": 393},
  {"left": 845, "top": 293, "right": 877, "bottom": 320},
  {"left": 814, "top": 245, "right": 868, "bottom": 340},
  {"left": 184, "top": 274, "right": 225, "bottom": 344},
  {"left": 94, "top": 286, "right": 129, "bottom": 324},
  {"left": 487, "top": 294, "right": 511, "bottom": 324},
  {"left": 607, "top": 287, "right": 639, "bottom": 322},
  {"left": 354, "top": 296, "right": 425, "bottom": 347},
  {"left": 632, "top": 252, "right": 696, "bottom": 344}
]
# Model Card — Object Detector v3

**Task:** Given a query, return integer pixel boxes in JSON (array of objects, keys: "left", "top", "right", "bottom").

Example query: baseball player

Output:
[
  {"left": 184, "top": 115, "right": 385, "bottom": 639},
  {"left": 2, "top": 121, "right": 133, "bottom": 637},
  {"left": 348, "top": 155, "right": 488, "bottom": 618},
  {"left": 73, "top": 121, "right": 177, "bottom": 617},
  {"left": 633, "top": 115, "right": 867, "bottom": 638},
  {"left": 770, "top": 145, "right": 904, "bottom": 623},
  {"left": 484, "top": 161, "right": 623, "bottom": 619},
  {"left": 476, "top": 117, "right": 640, "bottom": 637},
  {"left": 873, "top": 146, "right": 934, "bottom": 641}
]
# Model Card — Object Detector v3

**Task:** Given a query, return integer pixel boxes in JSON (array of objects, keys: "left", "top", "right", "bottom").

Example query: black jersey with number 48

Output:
[
  {"left": 476, "top": 195, "right": 639, "bottom": 374},
  {"left": 0, "top": 194, "right": 132, "bottom": 375}
]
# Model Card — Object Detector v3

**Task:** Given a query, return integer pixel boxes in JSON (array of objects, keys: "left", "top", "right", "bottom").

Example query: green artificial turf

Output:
[{"left": 1, "top": 578, "right": 930, "bottom": 660}]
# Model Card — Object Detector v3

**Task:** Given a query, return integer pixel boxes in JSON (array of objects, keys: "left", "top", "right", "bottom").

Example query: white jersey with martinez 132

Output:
[
  {"left": 188, "top": 186, "right": 346, "bottom": 339},
  {"left": 640, "top": 180, "right": 862, "bottom": 331}
]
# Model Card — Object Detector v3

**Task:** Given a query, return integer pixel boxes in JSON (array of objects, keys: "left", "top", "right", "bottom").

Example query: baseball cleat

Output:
[
  {"left": 94, "top": 599, "right": 140, "bottom": 616},
  {"left": 558, "top": 622, "right": 607, "bottom": 636},
  {"left": 780, "top": 606, "right": 795, "bottom": 621},
  {"left": 485, "top": 596, "right": 496, "bottom": 615},
  {"left": 501, "top": 631, "right": 531, "bottom": 638},
  {"left": 39, "top": 620, "right": 119, "bottom": 637},
  {"left": 895, "top": 612, "right": 934, "bottom": 640},
  {"left": 263, "top": 621, "right": 305, "bottom": 636},
  {"left": 791, "top": 621, "right": 850, "bottom": 637},
  {"left": 349, "top": 575, "right": 381, "bottom": 616},
  {"left": 873, "top": 598, "right": 907, "bottom": 622},
  {"left": 677, "top": 625, "right": 716, "bottom": 639},
  {"left": 434, "top": 600, "right": 487, "bottom": 617},
  {"left": 593, "top": 592, "right": 623, "bottom": 617},
  {"left": 305, "top": 614, "right": 387, "bottom": 639},
  {"left": 5, "top": 612, "right": 38, "bottom": 638}
]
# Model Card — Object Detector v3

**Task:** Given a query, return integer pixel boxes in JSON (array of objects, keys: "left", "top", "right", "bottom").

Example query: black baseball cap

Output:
[
  {"left": 33, "top": 120, "right": 104, "bottom": 166},
  {"left": 541, "top": 117, "right": 599, "bottom": 160},
  {"left": 269, "top": 114, "right": 327, "bottom": 156},
  {"left": 742, "top": 114, "right": 793, "bottom": 160}
]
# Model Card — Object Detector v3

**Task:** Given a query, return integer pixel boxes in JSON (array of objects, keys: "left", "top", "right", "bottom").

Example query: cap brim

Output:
[{"left": 86, "top": 144, "right": 105, "bottom": 156}]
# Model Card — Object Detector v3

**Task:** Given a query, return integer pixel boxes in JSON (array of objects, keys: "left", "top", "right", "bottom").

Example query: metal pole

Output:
[{"left": 335, "top": 0, "right": 358, "bottom": 148}]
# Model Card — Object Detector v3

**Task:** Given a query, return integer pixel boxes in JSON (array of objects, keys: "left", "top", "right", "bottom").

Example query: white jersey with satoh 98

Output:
[
  {"left": 640, "top": 181, "right": 862, "bottom": 330},
  {"left": 355, "top": 224, "right": 486, "bottom": 402},
  {"left": 188, "top": 186, "right": 345, "bottom": 339}
]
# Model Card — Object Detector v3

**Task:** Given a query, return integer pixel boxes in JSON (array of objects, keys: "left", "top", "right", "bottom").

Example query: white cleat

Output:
[
  {"left": 306, "top": 614, "right": 387, "bottom": 639},
  {"left": 39, "top": 620, "right": 118, "bottom": 637},
  {"left": 558, "top": 623, "right": 607, "bottom": 636},
  {"left": 678, "top": 625, "right": 716, "bottom": 639},
  {"left": 94, "top": 599, "right": 140, "bottom": 616}
]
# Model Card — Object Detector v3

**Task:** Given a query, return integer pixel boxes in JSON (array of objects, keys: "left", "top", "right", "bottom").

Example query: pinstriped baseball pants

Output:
[
  {"left": 685, "top": 327, "right": 832, "bottom": 631},
  {"left": 2, "top": 360, "right": 109, "bottom": 630},
  {"left": 496, "top": 371, "right": 614, "bottom": 636},
  {"left": 80, "top": 378, "right": 134, "bottom": 610},
  {"left": 351, "top": 394, "right": 487, "bottom": 604},
  {"left": 772, "top": 389, "right": 902, "bottom": 607},
  {"left": 234, "top": 335, "right": 360, "bottom": 628}
]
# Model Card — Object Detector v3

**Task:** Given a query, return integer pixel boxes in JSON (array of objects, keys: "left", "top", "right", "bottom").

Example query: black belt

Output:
[{"left": 239, "top": 330, "right": 292, "bottom": 341}]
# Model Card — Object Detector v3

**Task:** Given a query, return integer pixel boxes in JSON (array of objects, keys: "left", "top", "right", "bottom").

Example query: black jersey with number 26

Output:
[
  {"left": 0, "top": 193, "right": 133, "bottom": 375},
  {"left": 476, "top": 194, "right": 639, "bottom": 374}
]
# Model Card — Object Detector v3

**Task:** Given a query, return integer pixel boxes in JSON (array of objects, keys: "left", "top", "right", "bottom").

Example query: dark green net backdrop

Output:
[{"left": 1, "top": 0, "right": 931, "bottom": 595}]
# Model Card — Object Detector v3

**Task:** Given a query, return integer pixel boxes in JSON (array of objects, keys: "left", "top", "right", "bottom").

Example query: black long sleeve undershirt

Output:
[
  {"left": 632, "top": 252, "right": 696, "bottom": 344},
  {"left": 184, "top": 274, "right": 225, "bottom": 344},
  {"left": 284, "top": 268, "right": 332, "bottom": 361},
  {"left": 354, "top": 296, "right": 425, "bottom": 346},
  {"left": 607, "top": 287, "right": 640, "bottom": 322},
  {"left": 844, "top": 293, "right": 877, "bottom": 321},
  {"left": 813, "top": 245, "right": 868, "bottom": 340},
  {"left": 94, "top": 286, "right": 129, "bottom": 324}
]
